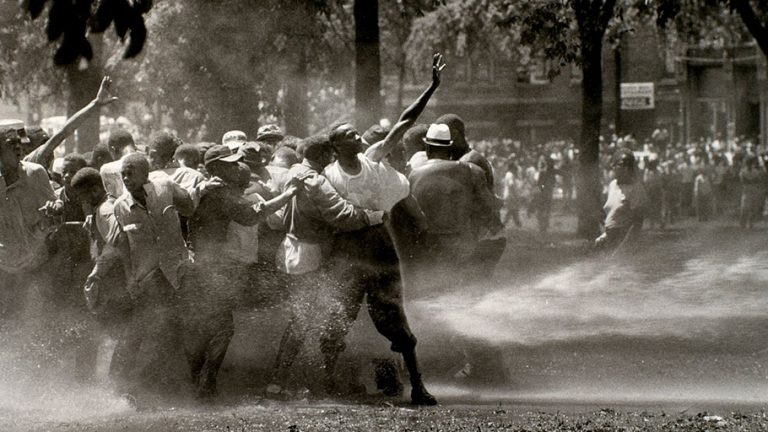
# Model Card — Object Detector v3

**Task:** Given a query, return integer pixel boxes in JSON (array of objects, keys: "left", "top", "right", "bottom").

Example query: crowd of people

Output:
[
  {"left": 474, "top": 131, "right": 768, "bottom": 234},
  {"left": 4, "top": 47, "right": 764, "bottom": 408},
  {"left": 0, "top": 54, "right": 510, "bottom": 406}
]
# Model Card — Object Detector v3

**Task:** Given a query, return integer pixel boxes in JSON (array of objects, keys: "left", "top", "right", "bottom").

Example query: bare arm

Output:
[
  {"left": 229, "top": 178, "right": 302, "bottom": 226},
  {"left": 32, "top": 76, "right": 117, "bottom": 163},
  {"left": 365, "top": 53, "right": 446, "bottom": 163},
  {"left": 259, "top": 178, "right": 301, "bottom": 215}
]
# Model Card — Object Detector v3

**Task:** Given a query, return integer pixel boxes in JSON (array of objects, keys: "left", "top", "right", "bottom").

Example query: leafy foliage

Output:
[
  {"left": 20, "top": 0, "right": 152, "bottom": 65},
  {"left": 0, "top": 1, "right": 66, "bottom": 113},
  {"left": 102, "top": 0, "right": 361, "bottom": 141}
]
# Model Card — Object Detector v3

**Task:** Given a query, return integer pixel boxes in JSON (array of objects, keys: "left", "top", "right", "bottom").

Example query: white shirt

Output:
[
  {"left": 407, "top": 151, "right": 429, "bottom": 172},
  {"left": 603, "top": 179, "right": 647, "bottom": 230},
  {"left": 223, "top": 191, "right": 264, "bottom": 264},
  {"left": 100, "top": 158, "right": 125, "bottom": 199},
  {"left": 324, "top": 153, "right": 409, "bottom": 212}
]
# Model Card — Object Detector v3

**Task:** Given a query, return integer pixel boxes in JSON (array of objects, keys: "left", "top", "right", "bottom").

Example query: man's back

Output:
[
  {"left": 409, "top": 159, "right": 490, "bottom": 236},
  {"left": 458, "top": 149, "right": 494, "bottom": 190}
]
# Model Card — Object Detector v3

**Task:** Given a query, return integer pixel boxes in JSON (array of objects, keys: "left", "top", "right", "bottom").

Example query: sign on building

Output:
[{"left": 620, "top": 82, "right": 655, "bottom": 110}]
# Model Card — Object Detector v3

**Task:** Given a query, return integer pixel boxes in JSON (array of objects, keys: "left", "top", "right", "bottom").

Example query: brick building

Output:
[{"left": 390, "top": 23, "right": 767, "bottom": 148}]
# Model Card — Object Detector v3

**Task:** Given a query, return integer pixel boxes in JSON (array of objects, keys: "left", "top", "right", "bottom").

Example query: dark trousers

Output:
[
  {"left": 274, "top": 225, "right": 421, "bottom": 390},
  {"left": 178, "top": 262, "right": 241, "bottom": 398},
  {"left": 1, "top": 243, "right": 99, "bottom": 382},
  {"left": 111, "top": 269, "right": 181, "bottom": 394}
]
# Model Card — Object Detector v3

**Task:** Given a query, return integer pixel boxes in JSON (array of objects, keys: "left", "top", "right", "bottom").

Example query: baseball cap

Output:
[
  {"left": 256, "top": 124, "right": 283, "bottom": 141},
  {"left": 239, "top": 141, "right": 269, "bottom": 166},
  {"left": 204, "top": 144, "right": 243, "bottom": 166}
]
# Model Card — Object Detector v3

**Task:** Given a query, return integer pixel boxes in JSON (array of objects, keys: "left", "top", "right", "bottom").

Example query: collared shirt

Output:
[
  {"left": 149, "top": 167, "right": 206, "bottom": 196},
  {"left": 0, "top": 161, "right": 57, "bottom": 273},
  {"left": 324, "top": 153, "right": 409, "bottom": 212},
  {"left": 150, "top": 166, "right": 207, "bottom": 209},
  {"left": 89, "top": 195, "right": 123, "bottom": 278},
  {"left": 111, "top": 178, "right": 193, "bottom": 289},
  {"left": 93, "top": 196, "right": 120, "bottom": 252}
]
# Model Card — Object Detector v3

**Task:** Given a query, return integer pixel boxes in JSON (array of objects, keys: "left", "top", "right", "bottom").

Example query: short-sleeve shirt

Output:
[
  {"left": 94, "top": 197, "right": 119, "bottom": 249},
  {"left": 112, "top": 178, "right": 190, "bottom": 288},
  {"left": 150, "top": 167, "right": 205, "bottom": 196},
  {"left": 0, "top": 161, "right": 57, "bottom": 273},
  {"left": 324, "top": 154, "right": 409, "bottom": 211}
]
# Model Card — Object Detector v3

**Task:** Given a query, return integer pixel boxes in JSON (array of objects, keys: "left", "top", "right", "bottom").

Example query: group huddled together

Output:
[{"left": 0, "top": 54, "right": 509, "bottom": 406}]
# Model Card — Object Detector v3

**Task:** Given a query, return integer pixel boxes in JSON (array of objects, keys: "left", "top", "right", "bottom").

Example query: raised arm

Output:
[
  {"left": 365, "top": 53, "right": 446, "bottom": 163},
  {"left": 28, "top": 76, "right": 118, "bottom": 163}
]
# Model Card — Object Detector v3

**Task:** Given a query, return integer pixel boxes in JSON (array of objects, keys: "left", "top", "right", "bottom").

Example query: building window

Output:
[
  {"left": 570, "top": 63, "right": 583, "bottom": 83},
  {"left": 516, "top": 54, "right": 552, "bottom": 85}
]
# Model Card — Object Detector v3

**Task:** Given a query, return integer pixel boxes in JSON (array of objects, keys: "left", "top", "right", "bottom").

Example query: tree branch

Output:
[{"left": 730, "top": 0, "right": 768, "bottom": 57}]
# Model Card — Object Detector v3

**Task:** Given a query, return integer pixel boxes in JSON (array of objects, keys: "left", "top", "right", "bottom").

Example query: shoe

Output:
[{"left": 410, "top": 385, "right": 437, "bottom": 406}]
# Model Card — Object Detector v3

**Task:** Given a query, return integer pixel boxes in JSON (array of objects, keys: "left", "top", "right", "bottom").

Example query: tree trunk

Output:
[
  {"left": 576, "top": 34, "right": 606, "bottom": 239},
  {"left": 207, "top": 84, "right": 260, "bottom": 142},
  {"left": 613, "top": 43, "right": 622, "bottom": 135},
  {"left": 284, "top": 44, "right": 309, "bottom": 137},
  {"left": 354, "top": 0, "right": 382, "bottom": 130},
  {"left": 396, "top": 51, "right": 406, "bottom": 118},
  {"left": 573, "top": 0, "right": 616, "bottom": 238},
  {"left": 64, "top": 35, "right": 103, "bottom": 153}
]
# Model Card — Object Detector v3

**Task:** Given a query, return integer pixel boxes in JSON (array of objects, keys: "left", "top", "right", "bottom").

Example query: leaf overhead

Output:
[
  {"left": 124, "top": 18, "right": 147, "bottom": 59},
  {"left": 22, "top": 0, "right": 153, "bottom": 66}
]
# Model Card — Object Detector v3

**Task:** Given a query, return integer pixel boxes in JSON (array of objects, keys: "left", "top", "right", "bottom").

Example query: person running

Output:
[
  {"left": 529, "top": 156, "right": 564, "bottom": 234},
  {"left": 739, "top": 154, "right": 766, "bottom": 229},
  {"left": 595, "top": 149, "right": 648, "bottom": 252}
]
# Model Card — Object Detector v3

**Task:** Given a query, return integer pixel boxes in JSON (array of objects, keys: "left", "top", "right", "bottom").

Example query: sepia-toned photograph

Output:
[{"left": 1, "top": 0, "right": 767, "bottom": 430}]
